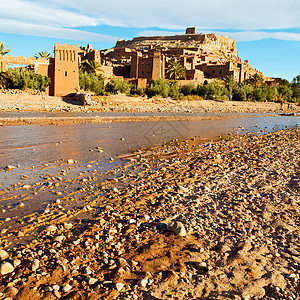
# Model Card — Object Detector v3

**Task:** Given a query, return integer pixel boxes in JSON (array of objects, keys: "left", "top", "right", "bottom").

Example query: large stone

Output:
[
  {"left": 75, "top": 93, "right": 92, "bottom": 106},
  {"left": 0, "top": 262, "right": 14, "bottom": 275},
  {"left": 167, "top": 220, "right": 187, "bottom": 237}
]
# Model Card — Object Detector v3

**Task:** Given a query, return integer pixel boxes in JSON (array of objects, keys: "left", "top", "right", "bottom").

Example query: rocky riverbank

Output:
[{"left": 0, "top": 127, "right": 299, "bottom": 299}]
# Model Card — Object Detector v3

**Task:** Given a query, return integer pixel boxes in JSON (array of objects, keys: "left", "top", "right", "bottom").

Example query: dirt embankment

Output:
[
  {"left": 1, "top": 91, "right": 299, "bottom": 115},
  {"left": 0, "top": 128, "right": 299, "bottom": 299}
]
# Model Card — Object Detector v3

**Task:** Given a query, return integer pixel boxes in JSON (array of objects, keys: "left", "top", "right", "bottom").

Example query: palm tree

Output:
[
  {"left": 292, "top": 75, "right": 300, "bottom": 102},
  {"left": 0, "top": 42, "right": 10, "bottom": 56},
  {"left": 86, "top": 60, "right": 102, "bottom": 74},
  {"left": 223, "top": 75, "right": 236, "bottom": 92},
  {"left": 0, "top": 72, "right": 11, "bottom": 89},
  {"left": 35, "top": 51, "right": 52, "bottom": 60},
  {"left": 292, "top": 75, "right": 300, "bottom": 85},
  {"left": 165, "top": 61, "right": 186, "bottom": 80},
  {"left": 249, "top": 73, "right": 264, "bottom": 88}
]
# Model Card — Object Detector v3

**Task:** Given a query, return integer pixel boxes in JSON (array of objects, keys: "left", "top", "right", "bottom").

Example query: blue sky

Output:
[{"left": 1, "top": 0, "right": 300, "bottom": 81}]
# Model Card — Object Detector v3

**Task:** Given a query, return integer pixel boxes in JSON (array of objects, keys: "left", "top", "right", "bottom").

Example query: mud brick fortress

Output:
[
  {"left": 0, "top": 43, "right": 79, "bottom": 97},
  {"left": 79, "top": 27, "right": 266, "bottom": 87},
  {"left": 0, "top": 28, "right": 267, "bottom": 96}
]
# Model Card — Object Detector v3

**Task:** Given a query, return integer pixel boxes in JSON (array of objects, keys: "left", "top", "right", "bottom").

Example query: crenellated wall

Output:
[{"left": 0, "top": 55, "right": 50, "bottom": 73}]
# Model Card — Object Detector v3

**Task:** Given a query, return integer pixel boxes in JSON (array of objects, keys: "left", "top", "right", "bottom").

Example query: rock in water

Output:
[
  {"left": 5, "top": 165, "right": 16, "bottom": 171},
  {"left": 0, "top": 262, "right": 14, "bottom": 275},
  {"left": 167, "top": 220, "right": 187, "bottom": 237}
]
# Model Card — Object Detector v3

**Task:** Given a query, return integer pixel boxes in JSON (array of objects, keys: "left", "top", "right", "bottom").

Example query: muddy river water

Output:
[{"left": 0, "top": 113, "right": 299, "bottom": 170}]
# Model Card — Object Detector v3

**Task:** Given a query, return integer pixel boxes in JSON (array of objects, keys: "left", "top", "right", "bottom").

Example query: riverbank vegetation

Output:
[
  {"left": 144, "top": 75, "right": 300, "bottom": 103},
  {"left": 79, "top": 65, "right": 300, "bottom": 103},
  {"left": 0, "top": 69, "right": 51, "bottom": 91}
]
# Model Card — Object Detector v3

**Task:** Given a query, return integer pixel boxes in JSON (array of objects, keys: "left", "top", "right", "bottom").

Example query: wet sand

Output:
[
  {"left": 0, "top": 114, "right": 277, "bottom": 126},
  {"left": 0, "top": 127, "right": 299, "bottom": 299}
]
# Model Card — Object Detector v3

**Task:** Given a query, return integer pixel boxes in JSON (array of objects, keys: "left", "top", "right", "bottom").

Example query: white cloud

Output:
[
  {"left": 0, "top": 18, "right": 118, "bottom": 42},
  {"left": 47, "top": 0, "right": 300, "bottom": 30},
  {"left": 0, "top": 0, "right": 99, "bottom": 27},
  {"left": 1, "top": 0, "right": 300, "bottom": 42},
  {"left": 138, "top": 30, "right": 300, "bottom": 42}
]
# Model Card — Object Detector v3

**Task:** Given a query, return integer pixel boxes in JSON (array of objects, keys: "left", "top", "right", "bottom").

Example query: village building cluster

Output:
[
  {"left": 79, "top": 27, "right": 265, "bottom": 87},
  {"left": 0, "top": 28, "right": 267, "bottom": 96}
]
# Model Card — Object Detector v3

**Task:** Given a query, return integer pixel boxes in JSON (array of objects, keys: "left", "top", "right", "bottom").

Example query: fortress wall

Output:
[{"left": 53, "top": 43, "right": 79, "bottom": 96}]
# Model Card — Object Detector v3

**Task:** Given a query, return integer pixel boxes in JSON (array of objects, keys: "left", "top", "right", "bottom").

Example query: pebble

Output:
[
  {"left": 53, "top": 235, "right": 65, "bottom": 243},
  {"left": 13, "top": 259, "right": 21, "bottom": 268},
  {"left": 0, "top": 250, "right": 9, "bottom": 261},
  {"left": 54, "top": 290, "right": 61, "bottom": 298},
  {"left": 138, "top": 278, "right": 148, "bottom": 288},
  {"left": 88, "top": 277, "right": 98, "bottom": 285},
  {"left": 115, "top": 282, "right": 124, "bottom": 291},
  {"left": 32, "top": 259, "right": 40, "bottom": 272},
  {"left": 44, "top": 225, "right": 57, "bottom": 233},
  {"left": 0, "top": 262, "right": 14, "bottom": 275},
  {"left": 63, "top": 222, "right": 72, "bottom": 230},
  {"left": 62, "top": 284, "right": 72, "bottom": 293},
  {"left": 5, "top": 165, "right": 16, "bottom": 171},
  {"left": 3, "top": 287, "right": 18, "bottom": 298}
]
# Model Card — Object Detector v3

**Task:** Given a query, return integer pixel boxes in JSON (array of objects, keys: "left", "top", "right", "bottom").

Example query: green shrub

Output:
[
  {"left": 197, "top": 82, "right": 228, "bottom": 100},
  {"left": 130, "top": 86, "right": 145, "bottom": 97},
  {"left": 8, "top": 68, "right": 51, "bottom": 91},
  {"left": 168, "top": 81, "right": 181, "bottom": 99},
  {"left": 232, "top": 86, "right": 247, "bottom": 101},
  {"left": 0, "top": 72, "right": 12, "bottom": 89},
  {"left": 181, "top": 83, "right": 196, "bottom": 96},
  {"left": 144, "top": 78, "right": 182, "bottom": 99},
  {"left": 105, "top": 77, "right": 132, "bottom": 95},
  {"left": 145, "top": 78, "right": 170, "bottom": 98},
  {"left": 278, "top": 85, "right": 293, "bottom": 102},
  {"left": 266, "top": 86, "right": 279, "bottom": 102},
  {"left": 79, "top": 71, "right": 105, "bottom": 95}
]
